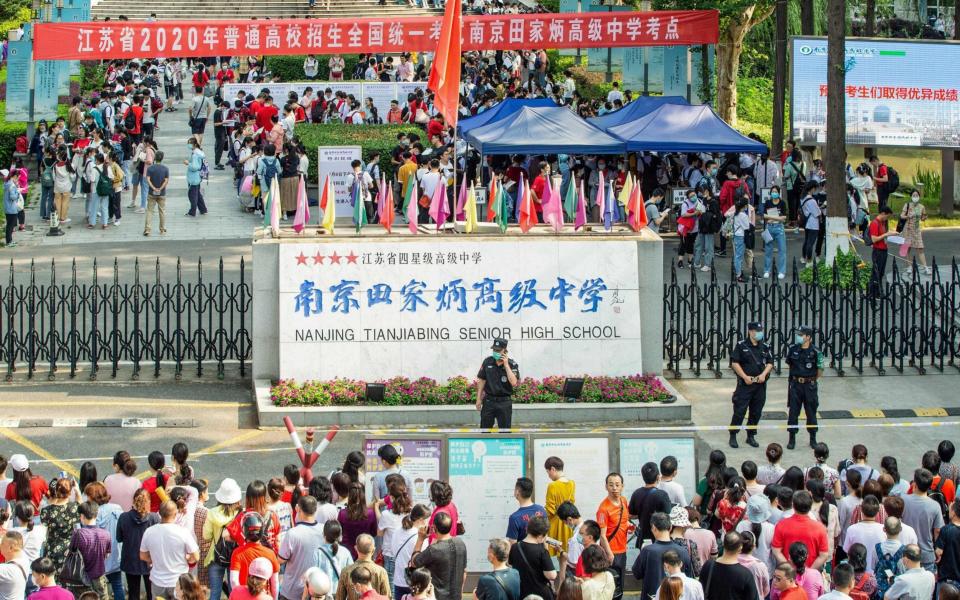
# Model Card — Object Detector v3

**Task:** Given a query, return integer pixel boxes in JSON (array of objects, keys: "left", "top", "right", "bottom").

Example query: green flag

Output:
[{"left": 563, "top": 177, "right": 578, "bottom": 220}]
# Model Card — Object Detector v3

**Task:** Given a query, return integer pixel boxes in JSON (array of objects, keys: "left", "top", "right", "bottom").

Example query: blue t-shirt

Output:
[{"left": 506, "top": 504, "right": 547, "bottom": 540}]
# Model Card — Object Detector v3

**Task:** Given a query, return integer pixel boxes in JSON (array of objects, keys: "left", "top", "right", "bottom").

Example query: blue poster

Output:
[
  {"left": 622, "top": 47, "right": 645, "bottom": 91},
  {"left": 662, "top": 45, "right": 688, "bottom": 100},
  {"left": 586, "top": 2, "right": 628, "bottom": 73},
  {"left": 34, "top": 60, "right": 61, "bottom": 121},
  {"left": 619, "top": 437, "right": 696, "bottom": 500},
  {"left": 4, "top": 30, "right": 33, "bottom": 123},
  {"left": 645, "top": 47, "right": 665, "bottom": 94}
]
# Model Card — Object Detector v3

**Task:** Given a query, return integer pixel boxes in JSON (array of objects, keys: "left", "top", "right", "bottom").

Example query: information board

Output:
[
  {"left": 317, "top": 146, "right": 362, "bottom": 218},
  {"left": 362, "top": 438, "right": 442, "bottom": 505},
  {"left": 5, "top": 32, "right": 33, "bottom": 123},
  {"left": 791, "top": 37, "right": 960, "bottom": 148},
  {"left": 533, "top": 437, "right": 609, "bottom": 522},
  {"left": 619, "top": 436, "right": 696, "bottom": 503},
  {"left": 34, "top": 60, "right": 61, "bottom": 121},
  {"left": 448, "top": 437, "right": 526, "bottom": 572}
]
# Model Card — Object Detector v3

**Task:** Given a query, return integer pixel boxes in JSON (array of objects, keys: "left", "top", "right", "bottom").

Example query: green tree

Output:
[
  {"left": 0, "top": 0, "right": 30, "bottom": 28},
  {"left": 652, "top": 0, "right": 774, "bottom": 126}
]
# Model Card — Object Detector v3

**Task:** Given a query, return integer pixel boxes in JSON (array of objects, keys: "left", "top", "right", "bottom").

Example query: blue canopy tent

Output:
[
  {"left": 458, "top": 97, "right": 559, "bottom": 134},
  {"left": 587, "top": 95, "right": 690, "bottom": 132},
  {"left": 462, "top": 106, "right": 626, "bottom": 155},
  {"left": 608, "top": 104, "right": 768, "bottom": 153}
]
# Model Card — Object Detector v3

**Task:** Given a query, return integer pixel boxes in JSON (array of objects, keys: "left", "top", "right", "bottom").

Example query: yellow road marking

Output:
[
  {"left": 850, "top": 409, "right": 885, "bottom": 418},
  {"left": 0, "top": 428, "right": 80, "bottom": 478},
  {"left": 0, "top": 401, "right": 247, "bottom": 408},
  {"left": 914, "top": 408, "right": 948, "bottom": 417},
  {"left": 135, "top": 430, "right": 266, "bottom": 480}
]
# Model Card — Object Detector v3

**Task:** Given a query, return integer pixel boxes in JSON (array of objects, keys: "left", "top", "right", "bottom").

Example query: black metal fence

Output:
[
  {"left": 0, "top": 258, "right": 251, "bottom": 380},
  {"left": 663, "top": 257, "right": 960, "bottom": 378}
]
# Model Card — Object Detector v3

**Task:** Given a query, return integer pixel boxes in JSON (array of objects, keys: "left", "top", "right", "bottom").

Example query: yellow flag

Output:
[
  {"left": 618, "top": 172, "right": 633, "bottom": 206},
  {"left": 464, "top": 184, "right": 478, "bottom": 233},
  {"left": 321, "top": 177, "right": 336, "bottom": 235}
]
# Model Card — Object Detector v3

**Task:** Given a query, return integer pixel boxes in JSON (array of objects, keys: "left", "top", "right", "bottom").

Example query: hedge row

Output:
[
  {"left": 295, "top": 123, "right": 424, "bottom": 184},
  {"left": 0, "top": 103, "right": 27, "bottom": 170},
  {"left": 266, "top": 55, "right": 361, "bottom": 83}
]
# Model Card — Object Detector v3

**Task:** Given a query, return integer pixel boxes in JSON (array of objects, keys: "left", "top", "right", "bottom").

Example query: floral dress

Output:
[
  {"left": 900, "top": 202, "right": 926, "bottom": 249},
  {"left": 716, "top": 498, "right": 746, "bottom": 533},
  {"left": 41, "top": 502, "right": 80, "bottom": 573}
]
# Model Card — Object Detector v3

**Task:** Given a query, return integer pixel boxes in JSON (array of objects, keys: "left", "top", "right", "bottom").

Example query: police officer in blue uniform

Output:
[
  {"left": 476, "top": 337, "right": 520, "bottom": 429},
  {"left": 785, "top": 325, "right": 824, "bottom": 450},
  {"left": 729, "top": 322, "right": 774, "bottom": 448}
]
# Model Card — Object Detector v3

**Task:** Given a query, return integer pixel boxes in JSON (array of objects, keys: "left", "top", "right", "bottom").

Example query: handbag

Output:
[
  {"left": 240, "top": 175, "right": 254, "bottom": 194},
  {"left": 896, "top": 207, "right": 907, "bottom": 233},
  {"left": 414, "top": 108, "right": 430, "bottom": 124},
  {"left": 213, "top": 525, "right": 237, "bottom": 567},
  {"left": 761, "top": 228, "right": 774, "bottom": 244},
  {"left": 59, "top": 547, "right": 90, "bottom": 587}
]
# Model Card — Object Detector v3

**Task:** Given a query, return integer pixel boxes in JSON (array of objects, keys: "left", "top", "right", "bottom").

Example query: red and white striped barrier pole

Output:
[{"left": 283, "top": 416, "right": 339, "bottom": 484}]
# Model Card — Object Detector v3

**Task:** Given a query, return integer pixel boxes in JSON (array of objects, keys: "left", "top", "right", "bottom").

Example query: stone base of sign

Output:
[{"left": 253, "top": 377, "right": 690, "bottom": 427}]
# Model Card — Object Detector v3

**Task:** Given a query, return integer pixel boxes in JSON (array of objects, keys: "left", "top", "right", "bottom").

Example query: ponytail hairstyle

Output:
[
  {"left": 172, "top": 443, "right": 192, "bottom": 485},
  {"left": 267, "top": 478, "right": 285, "bottom": 503},
  {"left": 788, "top": 541, "right": 808, "bottom": 576},
  {"left": 750, "top": 520, "right": 762, "bottom": 540},
  {"left": 13, "top": 501, "right": 34, "bottom": 531},
  {"left": 805, "top": 479, "right": 830, "bottom": 525},
  {"left": 78, "top": 462, "right": 98, "bottom": 494},
  {"left": 726, "top": 478, "right": 746, "bottom": 504},
  {"left": 342, "top": 451, "right": 364, "bottom": 483},
  {"left": 402, "top": 504, "right": 431, "bottom": 530},
  {"left": 122, "top": 458, "right": 137, "bottom": 477},
  {"left": 323, "top": 520, "right": 343, "bottom": 556},
  {"left": 169, "top": 486, "right": 189, "bottom": 513},
  {"left": 148, "top": 451, "right": 166, "bottom": 490},
  {"left": 247, "top": 575, "right": 267, "bottom": 596},
  {"left": 407, "top": 568, "right": 432, "bottom": 596},
  {"left": 739, "top": 530, "right": 756, "bottom": 554},
  {"left": 113, "top": 451, "right": 131, "bottom": 472}
]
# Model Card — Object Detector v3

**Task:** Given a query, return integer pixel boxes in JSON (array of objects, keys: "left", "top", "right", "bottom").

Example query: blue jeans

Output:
[
  {"left": 208, "top": 562, "right": 231, "bottom": 600},
  {"left": 764, "top": 224, "right": 787, "bottom": 276},
  {"left": 41, "top": 186, "right": 54, "bottom": 219},
  {"left": 122, "top": 160, "right": 132, "bottom": 189},
  {"left": 106, "top": 571, "right": 125, "bottom": 600},
  {"left": 384, "top": 556, "right": 396, "bottom": 592},
  {"left": 693, "top": 232, "right": 715, "bottom": 268},
  {"left": 734, "top": 235, "right": 746, "bottom": 277},
  {"left": 88, "top": 194, "right": 110, "bottom": 226}
]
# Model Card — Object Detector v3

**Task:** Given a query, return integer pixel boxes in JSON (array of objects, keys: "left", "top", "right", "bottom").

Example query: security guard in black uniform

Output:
[
  {"left": 729, "top": 322, "right": 774, "bottom": 449},
  {"left": 476, "top": 337, "right": 520, "bottom": 429},
  {"left": 785, "top": 325, "right": 824, "bottom": 450}
]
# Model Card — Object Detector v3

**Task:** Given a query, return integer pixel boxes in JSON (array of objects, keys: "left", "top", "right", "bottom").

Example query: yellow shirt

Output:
[
  {"left": 398, "top": 161, "right": 418, "bottom": 194},
  {"left": 545, "top": 478, "right": 576, "bottom": 556}
]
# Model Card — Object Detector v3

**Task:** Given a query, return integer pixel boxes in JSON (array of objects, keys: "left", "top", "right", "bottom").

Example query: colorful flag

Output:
[
  {"left": 426, "top": 0, "right": 462, "bottom": 128},
  {"left": 487, "top": 177, "right": 498, "bottom": 221},
  {"left": 320, "top": 174, "right": 336, "bottom": 235},
  {"left": 351, "top": 174, "right": 367, "bottom": 233},
  {"left": 603, "top": 178, "right": 617, "bottom": 231},
  {"left": 574, "top": 179, "right": 587, "bottom": 231},
  {"left": 406, "top": 178, "right": 419, "bottom": 234},
  {"left": 627, "top": 182, "right": 648, "bottom": 232},
  {"left": 428, "top": 178, "right": 448, "bottom": 229},
  {"left": 292, "top": 174, "right": 310, "bottom": 234},
  {"left": 596, "top": 170, "right": 606, "bottom": 223},
  {"left": 381, "top": 177, "right": 395, "bottom": 234},
  {"left": 269, "top": 174, "right": 281, "bottom": 237},
  {"left": 543, "top": 176, "right": 564, "bottom": 233},
  {"left": 519, "top": 175, "right": 539, "bottom": 233},
  {"left": 563, "top": 176, "right": 578, "bottom": 220},
  {"left": 464, "top": 184, "right": 478, "bottom": 233},
  {"left": 455, "top": 178, "right": 468, "bottom": 221},
  {"left": 618, "top": 172, "right": 633, "bottom": 207},
  {"left": 492, "top": 181, "right": 509, "bottom": 233}
]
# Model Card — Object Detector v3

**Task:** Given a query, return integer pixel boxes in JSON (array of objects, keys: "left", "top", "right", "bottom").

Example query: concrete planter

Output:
[{"left": 254, "top": 377, "right": 690, "bottom": 427}]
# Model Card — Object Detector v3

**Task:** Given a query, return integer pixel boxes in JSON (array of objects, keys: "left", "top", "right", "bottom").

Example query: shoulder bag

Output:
[
  {"left": 317, "top": 546, "right": 341, "bottom": 579},
  {"left": 59, "top": 541, "right": 90, "bottom": 587}
]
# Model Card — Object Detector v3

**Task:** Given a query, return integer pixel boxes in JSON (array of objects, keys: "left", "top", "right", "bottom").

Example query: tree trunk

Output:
[
  {"left": 954, "top": 0, "right": 959, "bottom": 40},
  {"left": 800, "top": 0, "right": 816, "bottom": 34},
  {"left": 772, "top": 0, "right": 788, "bottom": 155},
  {"left": 825, "top": 0, "right": 849, "bottom": 264},
  {"left": 715, "top": 10, "right": 755, "bottom": 126},
  {"left": 865, "top": 0, "right": 876, "bottom": 36}
]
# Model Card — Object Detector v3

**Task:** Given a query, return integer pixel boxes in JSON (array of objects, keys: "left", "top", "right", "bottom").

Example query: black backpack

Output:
[
  {"left": 699, "top": 200, "right": 721, "bottom": 234},
  {"left": 884, "top": 165, "right": 900, "bottom": 194},
  {"left": 123, "top": 108, "right": 137, "bottom": 131},
  {"left": 928, "top": 477, "right": 949, "bottom": 520}
]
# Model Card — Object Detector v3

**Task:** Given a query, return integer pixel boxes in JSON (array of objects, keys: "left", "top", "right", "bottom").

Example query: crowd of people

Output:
[{"left": 0, "top": 437, "right": 957, "bottom": 600}]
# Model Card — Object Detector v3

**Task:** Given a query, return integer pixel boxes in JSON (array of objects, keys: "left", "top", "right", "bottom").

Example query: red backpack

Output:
[
  {"left": 848, "top": 573, "right": 871, "bottom": 600},
  {"left": 14, "top": 135, "right": 28, "bottom": 154}
]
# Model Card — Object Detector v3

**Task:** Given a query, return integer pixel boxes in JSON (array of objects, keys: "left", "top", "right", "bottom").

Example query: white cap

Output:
[
  {"left": 9, "top": 454, "right": 28, "bottom": 472},
  {"left": 214, "top": 478, "right": 242, "bottom": 504},
  {"left": 0, "top": 169, "right": 9, "bottom": 179},
  {"left": 302, "top": 567, "right": 331, "bottom": 596}
]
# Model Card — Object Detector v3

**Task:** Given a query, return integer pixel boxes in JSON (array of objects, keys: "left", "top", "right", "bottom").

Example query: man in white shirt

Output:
[
  {"left": 883, "top": 545, "right": 935, "bottom": 600},
  {"left": 659, "top": 549, "right": 703, "bottom": 600},
  {"left": 606, "top": 81, "right": 624, "bottom": 104},
  {"left": 817, "top": 562, "right": 855, "bottom": 599},
  {"left": 658, "top": 456, "right": 687, "bottom": 507},
  {"left": 842, "top": 495, "right": 886, "bottom": 571},
  {"left": 139, "top": 501, "right": 200, "bottom": 600},
  {"left": 279, "top": 496, "right": 327, "bottom": 600},
  {"left": 0, "top": 532, "right": 30, "bottom": 600}
]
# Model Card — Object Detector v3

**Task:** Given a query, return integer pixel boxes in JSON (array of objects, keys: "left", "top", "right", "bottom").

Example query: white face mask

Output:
[{"left": 911, "top": 195, "right": 920, "bottom": 203}]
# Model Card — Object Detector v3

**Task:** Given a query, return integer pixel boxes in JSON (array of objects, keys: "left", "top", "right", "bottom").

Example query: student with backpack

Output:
[
  {"left": 184, "top": 137, "right": 208, "bottom": 218},
  {"left": 902, "top": 468, "right": 946, "bottom": 571},
  {"left": 39, "top": 147, "right": 56, "bottom": 221},
  {"left": 693, "top": 186, "right": 720, "bottom": 272},
  {"left": 870, "top": 155, "right": 898, "bottom": 211},
  {"left": 798, "top": 181, "right": 822, "bottom": 266},
  {"left": 89, "top": 153, "right": 112, "bottom": 229},
  {"left": 783, "top": 148, "right": 805, "bottom": 226},
  {"left": 762, "top": 185, "right": 788, "bottom": 279},
  {"left": 874, "top": 517, "right": 906, "bottom": 600}
]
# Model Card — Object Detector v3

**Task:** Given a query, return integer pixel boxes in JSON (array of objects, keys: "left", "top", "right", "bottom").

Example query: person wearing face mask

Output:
[
  {"left": 898, "top": 191, "right": 931, "bottom": 275},
  {"left": 784, "top": 325, "right": 823, "bottom": 450},
  {"left": 729, "top": 322, "right": 774, "bottom": 449},
  {"left": 762, "top": 185, "right": 788, "bottom": 279},
  {"left": 475, "top": 338, "right": 520, "bottom": 429}
]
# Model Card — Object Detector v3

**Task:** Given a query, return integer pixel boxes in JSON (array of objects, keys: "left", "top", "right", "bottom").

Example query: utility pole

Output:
[
  {"left": 825, "top": 0, "right": 849, "bottom": 263},
  {"left": 772, "top": 0, "right": 788, "bottom": 155}
]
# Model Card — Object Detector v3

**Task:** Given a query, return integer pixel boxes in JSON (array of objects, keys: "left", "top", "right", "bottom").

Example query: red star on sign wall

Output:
[
  {"left": 313, "top": 253, "right": 325, "bottom": 265},
  {"left": 329, "top": 251, "right": 342, "bottom": 264},
  {"left": 346, "top": 251, "right": 358, "bottom": 264},
  {"left": 295, "top": 252, "right": 308, "bottom": 265}
]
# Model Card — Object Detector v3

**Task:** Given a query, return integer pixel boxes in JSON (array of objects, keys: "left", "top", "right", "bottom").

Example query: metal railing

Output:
[
  {"left": 663, "top": 257, "right": 960, "bottom": 378},
  {"left": 0, "top": 258, "right": 250, "bottom": 380}
]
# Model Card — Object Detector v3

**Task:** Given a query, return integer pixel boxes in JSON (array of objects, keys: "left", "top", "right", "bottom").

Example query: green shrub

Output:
[
  {"left": 295, "top": 123, "right": 424, "bottom": 184},
  {"left": 266, "top": 54, "right": 360, "bottom": 82},
  {"left": 799, "top": 249, "right": 869, "bottom": 290},
  {"left": 0, "top": 102, "right": 28, "bottom": 170}
]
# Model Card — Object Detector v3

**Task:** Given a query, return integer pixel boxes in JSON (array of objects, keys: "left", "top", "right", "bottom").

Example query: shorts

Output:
[
  {"left": 191, "top": 118, "right": 207, "bottom": 135},
  {"left": 165, "top": 84, "right": 176, "bottom": 98}
]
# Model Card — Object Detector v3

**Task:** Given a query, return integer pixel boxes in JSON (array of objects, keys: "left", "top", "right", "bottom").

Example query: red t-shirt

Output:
[
  {"left": 771, "top": 514, "right": 829, "bottom": 566},
  {"left": 4, "top": 476, "right": 49, "bottom": 509},
  {"left": 875, "top": 164, "right": 888, "bottom": 186},
  {"left": 229, "top": 541, "right": 279, "bottom": 586},
  {"left": 126, "top": 105, "right": 143, "bottom": 134},
  {"left": 868, "top": 218, "right": 888, "bottom": 251},
  {"left": 193, "top": 70, "right": 210, "bottom": 90},
  {"left": 216, "top": 69, "right": 235, "bottom": 85},
  {"left": 908, "top": 476, "right": 957, "bottom": 503},
  {"left": 255, "top": 105, "right": 278, "bottom": 134},
  {"left": 227, "top": 509, "right": 281, "bottom": 551},
  {"left": 531, "top": 175, "right": 547, "bottom": 202},
  {"left": 142, "top": 472, "right": 170, "bottom": 513},
  {"left": 426, "top": 119, "right": 444, "bottom": 140}
]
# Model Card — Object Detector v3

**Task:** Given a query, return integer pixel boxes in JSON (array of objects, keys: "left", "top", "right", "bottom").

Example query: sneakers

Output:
[
  {"left": 736, "top": 275, "right": 746, "bottom": 283},
  {"left": 778, "top": 273, "right": 785, "bottom": 280},
  {"left": 6, "top": 242, "right": 17, "bottom": 248},
  {"left": 763, "top": 272, "right": 770, "bottom": 279},
  {"left": 113, "top": 219, "right": 121, "bottom": 226},
  {"left": 61, "top": 218, "right": 71, "bottom": 224},
  {"left": 134, "top": 208, "right": 145, "bottom": 214},
  {"left": 143, "top": 231, "right": 150, "bottom": 237},
  {"left": 700, "top": 266, "right": 710, "bottom": 272},
  {"left": 126, "top": 203, "right": 136, "bottom": 209}
]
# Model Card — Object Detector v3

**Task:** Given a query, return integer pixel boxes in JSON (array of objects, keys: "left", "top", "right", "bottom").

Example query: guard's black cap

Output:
[
  {"left": 798, "top": 325, "right": 814, "bottom": 336},
  {"left": 491, "top": 338, "right": 508, "bottom": 351},
  {"left": 747, "top": 322, "right": 764, "bottom": 332}
]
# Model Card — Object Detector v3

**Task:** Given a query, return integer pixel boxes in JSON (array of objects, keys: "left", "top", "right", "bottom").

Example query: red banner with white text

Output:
[{"left": 33, "top": 11, "right": 718, "bottom": 60}]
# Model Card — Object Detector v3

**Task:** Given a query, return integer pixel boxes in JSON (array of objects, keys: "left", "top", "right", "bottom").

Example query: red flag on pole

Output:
[{"left": 427, "top": 0, "right": 462, "bottom": 129}]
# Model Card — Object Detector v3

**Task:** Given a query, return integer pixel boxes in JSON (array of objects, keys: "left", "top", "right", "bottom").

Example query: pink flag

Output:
[
  {"left": 455, "top": 177, "right": 468, "bottom": 221},
  {"left": 428, "top": 178, "right": 448, "bottom": 229},
  {"left": 543, "top": 176, "right": 564, "bottom": 233},
  {"left": 596, "top": 170, "right": 606, "bottom": 220},
  {"left": 292, "top": 175, "right": 310, "bottom": 234},
  {"left": 406, "top": 179, "right": 419, "bottom": 234},
  {"left": 375, "top": 175, "right": 386, "bottom": 220},
  {"left": 574, "top": 179, "right": 587, "bottom": 231}
]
